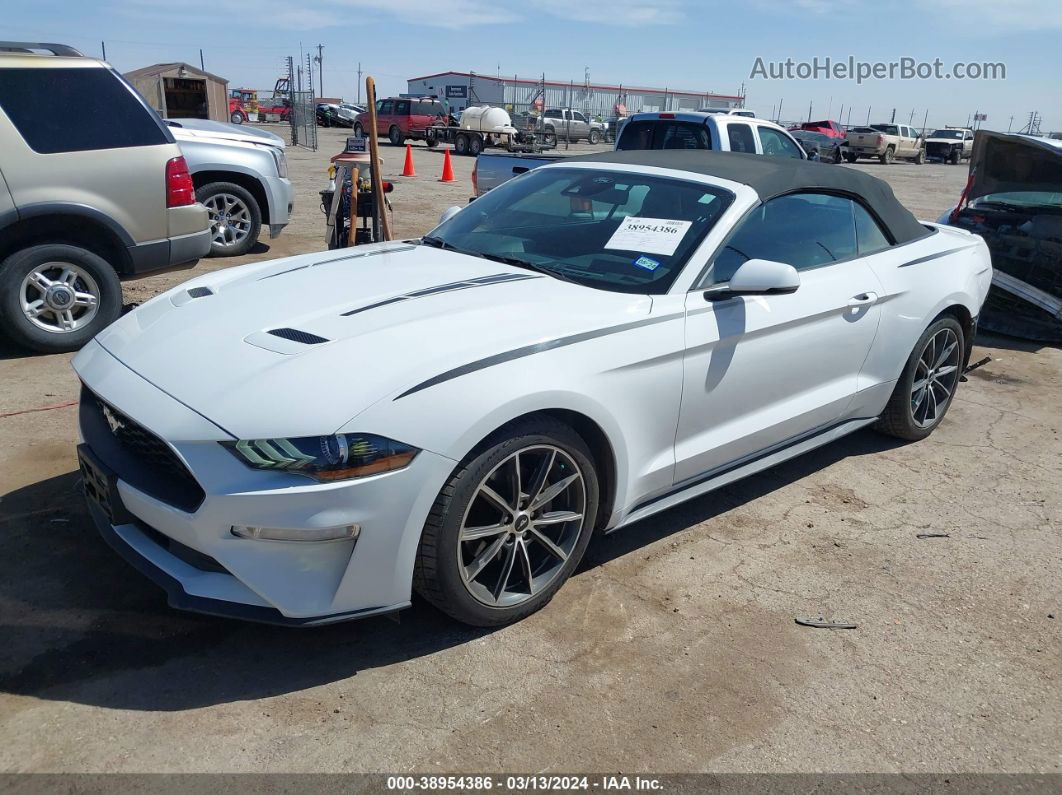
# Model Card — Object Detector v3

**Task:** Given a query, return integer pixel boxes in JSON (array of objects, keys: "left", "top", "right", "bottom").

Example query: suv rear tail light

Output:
[{"left": 166, "top": 156, "right": 196, "bottom": 207}]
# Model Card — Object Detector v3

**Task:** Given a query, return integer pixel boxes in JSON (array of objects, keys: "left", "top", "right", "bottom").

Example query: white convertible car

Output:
[{"left": 73, "top": 150, "right": 992, "bottom": 627}]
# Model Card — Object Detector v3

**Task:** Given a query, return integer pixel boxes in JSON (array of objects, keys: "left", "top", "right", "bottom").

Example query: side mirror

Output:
[
  {"left": 438, "top": 205, "right": 462, "bottom": 225},
  {"left": 706, "top": 258, "right": 800, "bottom": 300}
]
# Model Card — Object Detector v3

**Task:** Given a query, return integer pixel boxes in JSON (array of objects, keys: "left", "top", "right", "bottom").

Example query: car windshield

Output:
[
  {"left": 931, "top": 130, "right": 964, "bottom": 139},
  {"left": 425, "top": 167, "right": 733, "bottom": 294},
  {"left": 972, "top": 191, "right": 1062, "bottom": 209}
]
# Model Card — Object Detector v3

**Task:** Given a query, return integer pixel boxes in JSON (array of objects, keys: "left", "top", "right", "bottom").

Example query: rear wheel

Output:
[
  {"left": 353, "top": 122, "right": 363, "bottom": 137},
  {"left": 845, "top": 152, "right": 859, "bottom": 163},
  {"left": 588, "top": 129, "right": 601, "bottom": 145},
  {"left": 198, "top": 181, "right": 261, "bottom": 258},
  {"left": 454, "top": 133, "right": 469, "bottom": 156},
  {"left": 880, "top": 146, "right": 895, "bottom": 165},
  {"left": 874, "top": 316, "right": 964, "bottom": 441},
  {"left": 388, "top": 125, "right": 403, "bottom": 146},
  {"left": 0, "top": 244, "right": 122, "bottom": 353},
  {"left": 468, "top": 134, "right": 484, "bottom": 156},
  {"left": 414, "top": 418, "right": 599, "bottom": 627}
]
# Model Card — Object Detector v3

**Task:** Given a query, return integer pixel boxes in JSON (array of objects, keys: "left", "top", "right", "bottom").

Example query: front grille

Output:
[
  {"left": 79, "top": 387, "right": 206, "bottom": 513},
  {"left": 926, "top": 142, "right": 953, "bottom": 158}
]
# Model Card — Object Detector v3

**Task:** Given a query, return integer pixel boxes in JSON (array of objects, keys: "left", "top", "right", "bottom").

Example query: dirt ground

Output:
[{"left": 0, "top": 125, "right": 1058, "bottom": 774}]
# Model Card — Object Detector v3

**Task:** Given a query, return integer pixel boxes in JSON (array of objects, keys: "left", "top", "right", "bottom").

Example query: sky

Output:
[{"left": 5, "top": 0, "right": 1060, "bottom": 132}]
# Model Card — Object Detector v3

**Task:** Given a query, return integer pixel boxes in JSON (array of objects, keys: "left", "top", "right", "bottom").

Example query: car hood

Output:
[
  {"left": 91, "top": 243, "right": 651, "bottom": 440},
  {"left": 168, "top": 119, "right": 286, "bottom": 149},
  {"left": 968, "top": 131, "right": 1062, "bottom": 202}
]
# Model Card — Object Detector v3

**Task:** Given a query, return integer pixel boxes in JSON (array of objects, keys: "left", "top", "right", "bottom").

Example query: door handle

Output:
[{"left": 848, "top": 292, "right": 879, "bottom": 308}]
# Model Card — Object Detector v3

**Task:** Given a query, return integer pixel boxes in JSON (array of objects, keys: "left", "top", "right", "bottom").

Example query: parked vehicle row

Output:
[{"left": 73, "top": 149, "right": 991, "bottom": 627}]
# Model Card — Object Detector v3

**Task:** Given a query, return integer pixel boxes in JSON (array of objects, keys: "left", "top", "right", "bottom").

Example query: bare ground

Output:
[{"left": 0, "top": 126, "right": 1057, "bottom": 773}]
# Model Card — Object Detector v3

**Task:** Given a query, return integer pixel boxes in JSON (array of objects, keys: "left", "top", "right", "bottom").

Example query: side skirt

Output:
[{"left": 612, "top": 417, "right": 878, "bottom": 531}]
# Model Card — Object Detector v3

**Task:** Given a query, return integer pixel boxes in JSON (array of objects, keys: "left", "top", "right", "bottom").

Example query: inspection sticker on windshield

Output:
[
  {"left": 633, "top": 256, "right": 661, "bottom": 271},
  {"left": 605, "top": 217, "right": 692, "bottom": 256}
]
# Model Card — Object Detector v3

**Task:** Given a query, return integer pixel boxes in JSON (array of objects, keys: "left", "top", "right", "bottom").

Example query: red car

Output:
[
  {"left": 791, "top": 120, "right": 846, "bottom": 139},
  {"left": 353, "top": 97, "right": 447, "bottom": 145}
]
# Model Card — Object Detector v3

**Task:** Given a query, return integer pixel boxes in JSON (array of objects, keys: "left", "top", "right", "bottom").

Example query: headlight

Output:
[
  {"left": 222, "top": 434, "right": 418, "bottom": 481},
  {"left": 271, "top": 148, "right": 288, "bottom": 178}
]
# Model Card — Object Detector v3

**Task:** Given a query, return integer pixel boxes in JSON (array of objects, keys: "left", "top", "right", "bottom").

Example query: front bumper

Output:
[
  {"left": 265, "top": 175, "right": 295, "bottom": 239},
  {"left": 73, "top": 340, "right": 455, "bottom": 624}
]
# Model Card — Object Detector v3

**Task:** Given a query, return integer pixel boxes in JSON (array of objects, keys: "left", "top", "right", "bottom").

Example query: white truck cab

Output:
[{"left": 615, "top": 111, "right": 806, "bottom": 158}]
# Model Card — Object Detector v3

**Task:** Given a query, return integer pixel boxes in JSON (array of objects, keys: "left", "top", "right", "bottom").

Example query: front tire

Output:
[
  {"left": 414, "top": 418, "right": 599, "bottom": 627},
  {"left": 874, "top": 316, "right": 964, "bottom": 441},
  {"left": 388, "top": 125, "right": 403, "bottom": 146},
  {"left": 588, "top": 129, "right": 601, "bottom": 145},
  {"left": 198, "top": 182, "right": 261, "bottom": 258},
  {"left": 949, "top": 148, "right": 961, "bottom": 165},
  {"left": 353, "top": 122, "right": 363, "bottom": 137},
  {"left": 845, "top": 152, "right": 859, "bottom": 163},
  {"left": 0, "top": 244, "right": 122, "bottom": 353},
  {"left": 230, "top": 111, "right": 245, "bottom": 125},
  {"left": 913, "top": 149, "right": 925, "bottom": 165}
]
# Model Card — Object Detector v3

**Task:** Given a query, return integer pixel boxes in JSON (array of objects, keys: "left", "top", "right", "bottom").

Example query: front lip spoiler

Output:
[{"left": 85, "top": 500, "right": 408, "bottom": 627}]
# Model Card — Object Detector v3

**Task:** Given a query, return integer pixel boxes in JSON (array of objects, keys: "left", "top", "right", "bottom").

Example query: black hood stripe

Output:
[
  {"left": 340, "top": 273, "right": 540, "bottom": 317},
  {"left": 899, "top": 245, "right": 976, "bottom": 268},
  {"left": 394, "top": 312, "right": 683, "bottom": 400}
]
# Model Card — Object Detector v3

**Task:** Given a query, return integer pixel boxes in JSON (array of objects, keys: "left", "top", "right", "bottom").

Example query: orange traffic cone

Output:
[
  {"left": 401, "top": 143, "right": 416, "bottom": 177},
  {"left": 438, "top": 148, "right": 456, "bottom": 183}
]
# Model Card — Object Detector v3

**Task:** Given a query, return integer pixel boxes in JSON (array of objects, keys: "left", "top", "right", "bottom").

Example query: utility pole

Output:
[
  {"left": 866, "top": 106, "right": 871, "bottom": 125},
  {"left": 908, "top": 108, "right": 915, "bottom": 124},
  {"left": 777, "top": 98, "right": 783, "bottom": 123},
  {"left": 199, "top": 49, "right": 205, "bottom": 71},
  {"left": 921, "top": 108, "right": 929, "bottom": 137},
  {"left": 807, "top": 100, "right": 812, "bottom": 122},
  {"left": 890, "top": 108, "right": 896, "bottom": 122},
  {"left": 357, "top": 62, "right": 362, "bottom": 104},
  {"left": 101, "top": 41, "right": 106, "bottom": 60},
  {"left": 315, "top": 44, "right": 324, "bottom": 99},
  {"left": 1008, "top": 115, "right": 1014, "bottom": 133}
]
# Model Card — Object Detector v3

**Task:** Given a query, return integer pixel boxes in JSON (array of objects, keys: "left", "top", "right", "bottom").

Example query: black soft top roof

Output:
[{"left": 563, "top": 149, "right": 930, "bottom": 245}]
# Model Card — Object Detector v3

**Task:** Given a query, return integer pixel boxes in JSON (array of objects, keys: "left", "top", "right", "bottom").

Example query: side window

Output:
[
  {"left": 727, "top": 123, "right": 756, "bottom": 153},
  {"left": 572, "top": 112, "right": 587, "bottom": 123},
  {"left": 0, "top": 67, "right": 168, "bottom": 154},
  {"left": 854, "top": 204, "right": 892, "bottom": 255},
  {"left": 378, "top": 100, "right": 393, "bottom": 114},
  {"left": 708, "top": 193, "right": 860, "bottom": 283},
  {"left": 544, "top": 109, "right": 560, "bottom": 119},
  {"left": 758, "top": 127, "right": 803, "bottom": 158},
  {"left": 394, "top": 100, "right": 410, "bottom": 115}
]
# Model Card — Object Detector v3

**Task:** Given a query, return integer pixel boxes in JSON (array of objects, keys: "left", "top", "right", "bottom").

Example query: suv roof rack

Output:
[{"left": 0, "top": 42, "right": 84, "bottom": 57}]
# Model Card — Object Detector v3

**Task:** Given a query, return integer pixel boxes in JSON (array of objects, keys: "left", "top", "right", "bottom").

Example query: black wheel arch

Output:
[
  {"left": 0, "top": 209, "right": 132, "bottom": 276},
  {"left": 935, "top": 304, "right": 976, "bottom": 369}
]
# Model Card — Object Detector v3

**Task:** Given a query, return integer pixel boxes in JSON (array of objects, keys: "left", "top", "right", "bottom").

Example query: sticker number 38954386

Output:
[{"left": 605, "top": 216, "right": 693, "bottom": 257}]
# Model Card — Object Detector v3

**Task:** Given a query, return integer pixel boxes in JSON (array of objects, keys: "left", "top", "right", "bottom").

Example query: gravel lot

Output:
[{"left": 0, "top": 125, "right": 1058, "bottom": 774}]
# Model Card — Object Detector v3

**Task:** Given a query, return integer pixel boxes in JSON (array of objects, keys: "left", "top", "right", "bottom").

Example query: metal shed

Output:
[{"left": 124, "top": 63, "right": 229, "bottom": 122}]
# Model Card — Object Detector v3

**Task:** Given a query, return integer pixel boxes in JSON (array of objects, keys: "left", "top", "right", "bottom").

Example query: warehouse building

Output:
[{"left": 406, "top": 71, "right": 743, "bottom": 118}]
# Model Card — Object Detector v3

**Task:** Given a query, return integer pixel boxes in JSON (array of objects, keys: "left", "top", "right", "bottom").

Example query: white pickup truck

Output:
[
  {"left": 473, "top": 111, "right": 804, "bottom": 195},
  {"left": 924, "top": 127, "right": 974, "bottom": 164},
  {"left": 845, "top": 123, "right": 925, "bottom": 164}
]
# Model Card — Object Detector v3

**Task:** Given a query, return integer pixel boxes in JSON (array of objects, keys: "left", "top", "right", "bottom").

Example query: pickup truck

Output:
[
  {"left": 845, "top": 123, "right": 925, "bottom": 164},
  {"left": 473, "top": 110, "right": 805, "bottom": 195},
  {"left": 793, "top": 119, "right": 846, "bottom": 139},
  {"left": 924, "top": 127, "right": 974, "bottom": 164},
  {"left": 539, "top": 108, "right": 606, "bottom": 144}
]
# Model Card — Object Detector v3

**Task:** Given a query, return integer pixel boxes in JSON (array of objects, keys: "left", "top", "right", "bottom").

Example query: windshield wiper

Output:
[
  {"left": 474, "top": 253, "right": 581, "bottom": 285},
  {"left": 420, "top": 237, "right": 580, "bottom": 284}
]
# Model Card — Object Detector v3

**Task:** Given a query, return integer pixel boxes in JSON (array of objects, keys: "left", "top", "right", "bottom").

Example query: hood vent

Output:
[
  {"left": 187, "top": 287, "right": 213, "bottom": 298},
  {"left": 267, "top": 327, "right": 329, "bottom": 345}
]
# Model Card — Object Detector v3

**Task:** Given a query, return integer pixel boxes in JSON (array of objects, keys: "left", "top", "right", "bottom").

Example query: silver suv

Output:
[{"left": 0, "top": 42, "right": 210, "bottom": 353}]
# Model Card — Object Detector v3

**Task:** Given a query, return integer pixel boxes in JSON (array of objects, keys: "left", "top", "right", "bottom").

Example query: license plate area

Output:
[{"left": 78, "top": 444, "right": 134, "bottom": 525}]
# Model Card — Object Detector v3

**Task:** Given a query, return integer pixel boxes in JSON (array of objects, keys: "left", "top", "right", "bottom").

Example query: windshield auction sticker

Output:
[{"left": 605, "top": 217, "right": 692, "bottom": 256}]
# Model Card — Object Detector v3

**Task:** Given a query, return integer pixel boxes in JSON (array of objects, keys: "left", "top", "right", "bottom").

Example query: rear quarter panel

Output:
[{"left": 860, "top": 225, "right": 991, "bottom": 399}]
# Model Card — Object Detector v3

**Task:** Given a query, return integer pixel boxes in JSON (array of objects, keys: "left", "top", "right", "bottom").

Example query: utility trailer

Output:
[{"left": 424, "top": 106, "right": 556, "bottom": 156}]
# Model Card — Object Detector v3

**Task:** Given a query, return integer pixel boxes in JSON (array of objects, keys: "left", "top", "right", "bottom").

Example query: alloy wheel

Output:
[
  {"left": 205, "top": 193, "right": 253, "bottom": 249},
  {"left": 19, "top": 261, "right": 100, "bottom": 334},
  {"left": 458, "top": 445, "right": 586, "bottom": 608},
  {"left": 911, "top": 327, "right": 960, "bottom": 428}
]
